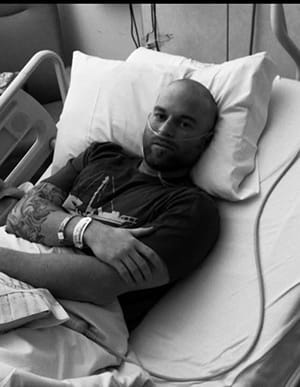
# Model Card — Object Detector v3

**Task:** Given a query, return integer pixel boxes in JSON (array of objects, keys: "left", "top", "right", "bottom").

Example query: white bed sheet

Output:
[{"left": 128, "top": 77, "right": 300, "bottom": 386}]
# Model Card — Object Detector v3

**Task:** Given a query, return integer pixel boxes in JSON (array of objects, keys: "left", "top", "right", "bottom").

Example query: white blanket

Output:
[{"left": 0, "top": 227, "right": 152, "bottom": 387}]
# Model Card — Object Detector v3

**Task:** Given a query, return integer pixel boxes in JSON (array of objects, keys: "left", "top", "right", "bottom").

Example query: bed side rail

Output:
[{"left": 0, "top": 50, "right": 69, "bottom": 187}]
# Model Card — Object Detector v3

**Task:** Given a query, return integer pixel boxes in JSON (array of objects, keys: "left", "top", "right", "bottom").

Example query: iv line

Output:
[{"left": 88, "top": 147, "right": 300, "bottom": 383}]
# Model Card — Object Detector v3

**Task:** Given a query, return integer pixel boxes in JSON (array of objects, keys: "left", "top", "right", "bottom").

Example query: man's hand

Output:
[{"left": 83, "top": 220, "right": 158, "bottom": 285}]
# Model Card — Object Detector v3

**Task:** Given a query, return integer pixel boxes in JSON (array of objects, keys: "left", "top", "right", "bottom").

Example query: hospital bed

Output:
[{"left": 1, "top": 4, "right": 300, "bottom": 387}]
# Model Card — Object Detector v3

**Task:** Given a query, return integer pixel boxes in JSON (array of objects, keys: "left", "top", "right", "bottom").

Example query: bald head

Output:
[{"left": 157, "top": 79, "right": 218, "bottom": 135}]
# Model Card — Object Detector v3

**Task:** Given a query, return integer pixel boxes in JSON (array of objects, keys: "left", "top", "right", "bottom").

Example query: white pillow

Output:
[
  {"left": 53, "top": 49, "right": 277, "bottom": 201},
  {"left": 127, "top": 48, "right": 278, "bottom": 200},
  {"left": 52, "top": 51, "right": 189, "bottom": 173}
]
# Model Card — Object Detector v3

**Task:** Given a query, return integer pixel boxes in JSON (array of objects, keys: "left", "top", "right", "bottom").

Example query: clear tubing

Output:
[{"left": 146, "top": 115, "right": 213, "bottom": 143}]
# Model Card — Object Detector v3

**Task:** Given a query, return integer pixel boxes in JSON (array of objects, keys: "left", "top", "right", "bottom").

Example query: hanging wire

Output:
[
  {"left": 226, "top": 4, "right": 230, "bottom": 61},
  {"left": 151, "top": 4, "right": 160, "bottom": 51},
  {"left": 129, "top": 4, "right": 141, "bottom": 48},
  {"left": 129, "top": 5, "right": 138, "bottom": 48},
  {"left": 145, "top": 7, "right": 154, "bottom": 48},
  {"left": 249, "top": 3, "right": 257, "bottom": 55}
]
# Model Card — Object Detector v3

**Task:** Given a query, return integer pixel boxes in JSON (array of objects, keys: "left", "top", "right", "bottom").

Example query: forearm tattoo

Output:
[{"left": 6, "top": 182, "right": 67, "bottom": 244}]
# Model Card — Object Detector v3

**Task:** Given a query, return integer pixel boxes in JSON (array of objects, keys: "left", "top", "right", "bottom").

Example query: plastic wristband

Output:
[
  {"left": 57, "top": 214, "right": 78, "bottom": 245},
  {"left": 73, "top": 216, "right": 93, "bottom": 249}
]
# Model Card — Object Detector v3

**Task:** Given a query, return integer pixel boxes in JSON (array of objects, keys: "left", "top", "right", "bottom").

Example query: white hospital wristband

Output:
[
  {"left": 57, "top": 214, "right": 78, "bottom": 245},
  {"left": 72, "top": 216, "right": 93, "bottom": 249}
]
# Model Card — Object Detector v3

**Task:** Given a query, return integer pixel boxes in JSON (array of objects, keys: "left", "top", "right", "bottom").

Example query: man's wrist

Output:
[
  {"left": 82, "top": 218, "right": 97, "bottom": 247},
  {"left": 83, "top": 219, "right": 108, "bottom": 248}
]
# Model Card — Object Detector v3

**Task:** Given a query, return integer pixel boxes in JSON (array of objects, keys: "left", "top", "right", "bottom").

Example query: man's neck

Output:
[{"left": 138, "top": 160, "right": 189, "bottom": 180}]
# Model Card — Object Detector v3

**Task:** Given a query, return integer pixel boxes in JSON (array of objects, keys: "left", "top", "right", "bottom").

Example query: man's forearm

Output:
[
  {"left": 0, "top": 247, "right": 126, "bottom": 305},
  {"left": 5, "top": 182, "right": 71, "bottom": 246}
]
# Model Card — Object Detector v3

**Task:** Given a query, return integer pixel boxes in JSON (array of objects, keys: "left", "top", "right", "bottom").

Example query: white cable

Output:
[{"left": 89, "top": 148, "right": 300, "bottom": 383}]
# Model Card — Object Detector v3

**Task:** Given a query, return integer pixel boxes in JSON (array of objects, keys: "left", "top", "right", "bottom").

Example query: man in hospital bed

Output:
[{"left": 0, "top": 79, "right": 219, "bottom": 377}]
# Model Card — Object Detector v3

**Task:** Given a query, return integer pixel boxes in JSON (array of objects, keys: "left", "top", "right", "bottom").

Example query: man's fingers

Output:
[
  {"left": 128, "top": 250, "right": 152, "bottom": 282},
  {"left": 113, "top": 261, "right": 134, "bottom": 285},
  {"left": 122, "top": 255, "right": 145, "bottom": 284},
  {"left": 108, "top": 257, "right": 144, "bottom": 286},
  {"left": 135, "top": 241, "right": 162, "bottom": 268},
  {"left": 129, "top": 226, "right": 154, "bottom": 237}
]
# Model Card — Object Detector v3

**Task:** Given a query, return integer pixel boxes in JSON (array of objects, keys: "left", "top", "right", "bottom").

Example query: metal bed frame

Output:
[{"left": 0, "top": 50, "right": 68, "bottom": 186}]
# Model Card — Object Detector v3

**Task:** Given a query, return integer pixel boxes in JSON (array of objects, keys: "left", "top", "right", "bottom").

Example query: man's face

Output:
[{"left": 142, "top": 81, "right": 216, "bottom": 173}]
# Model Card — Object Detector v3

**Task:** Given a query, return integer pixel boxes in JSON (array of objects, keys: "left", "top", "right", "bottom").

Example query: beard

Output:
[
  {"left": 143, "top": 142, "right": 196, "bottom": 173},
  {"left": 142, "top": 124, "right": 203, "bottom": 173},
  {"left": 144, "top": 144, "right": 176, "bottom": 171}
]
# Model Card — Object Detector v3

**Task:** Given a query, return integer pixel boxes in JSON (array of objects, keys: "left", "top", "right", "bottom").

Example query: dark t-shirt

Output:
[{"left": 46, "top": 142, "right": 220, "bottom": 330}]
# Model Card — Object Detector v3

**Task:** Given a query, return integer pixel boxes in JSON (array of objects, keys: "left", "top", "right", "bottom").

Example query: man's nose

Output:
[{"left": 157, "top": 117, "right": 176, "bottom": 137}]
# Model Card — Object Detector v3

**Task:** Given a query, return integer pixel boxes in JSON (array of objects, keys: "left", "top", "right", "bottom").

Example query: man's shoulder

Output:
[
  {"left": 87, "top": 141, "right": 123, "bottom": 154},
  {"left": 168, "top": 184, "right": 220, "bottom": 226}
]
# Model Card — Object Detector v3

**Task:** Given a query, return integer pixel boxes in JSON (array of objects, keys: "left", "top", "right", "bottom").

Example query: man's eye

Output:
[
  {"left": 153, "top": 113, "right": 165, "bottom": 121},
  {"left": 180, "top": 121, "right": 191, "bottom": 129}
]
